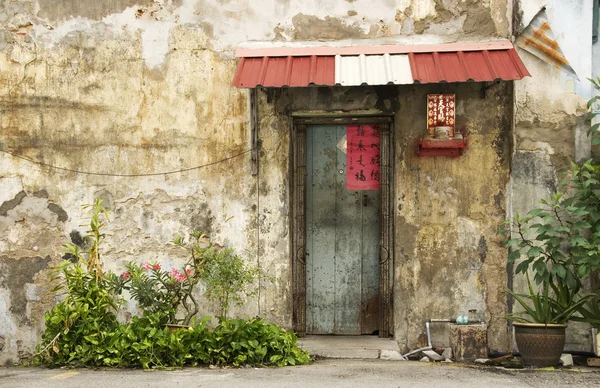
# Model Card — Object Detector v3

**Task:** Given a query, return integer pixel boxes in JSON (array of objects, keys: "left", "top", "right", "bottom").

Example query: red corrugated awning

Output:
[
  {"left": 232, "top": 56, "right": 335, "bottom": 88},
  {"left": 232, "top": 40, "right": 530, "bottom": 88}
]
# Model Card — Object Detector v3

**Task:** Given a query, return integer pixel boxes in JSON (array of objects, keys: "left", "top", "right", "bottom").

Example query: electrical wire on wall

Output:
[{"left": 0, "top": 147, "right": 254, "bottom": 177}]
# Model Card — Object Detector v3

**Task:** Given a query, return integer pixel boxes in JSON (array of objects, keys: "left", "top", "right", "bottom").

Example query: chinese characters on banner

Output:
[
  {"left": 427, "top": 94, "right": 455, "bottom": 137},
  {"left": 346, "top": 124, "right": 380, "bottom": 190}
]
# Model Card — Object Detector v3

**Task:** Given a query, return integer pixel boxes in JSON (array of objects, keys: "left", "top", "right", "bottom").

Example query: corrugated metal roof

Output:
[
  {"left": 232, "top": 40, "right": 530, "bottom": 88},
  {"left": 515, "top": 8, "right": 579, "bottom": 81},
  {"left": 232, "top": 55, "right": 335, "bottom": 88},
  {"left": 334, "top": 54, "right": 413, "bottom": 86},
  {"left": 409, "top": 49, "right": 530, "bottom": 83}
]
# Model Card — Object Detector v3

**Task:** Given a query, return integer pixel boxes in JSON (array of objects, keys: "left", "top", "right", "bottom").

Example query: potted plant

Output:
[
  {"left": 501, "top": 191, "right": 598, "bottom": 367},
  {"left": 507, "top": 273, "right": 590, "bottom": 366}
]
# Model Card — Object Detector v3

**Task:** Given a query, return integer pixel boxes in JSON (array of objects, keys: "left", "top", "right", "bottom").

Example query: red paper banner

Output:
[
  {"left": 346, "top": 124, "right": 380, "bottom": 190},
  {"left": 427, "top": 94, "right": 455, "bottom": 137}
]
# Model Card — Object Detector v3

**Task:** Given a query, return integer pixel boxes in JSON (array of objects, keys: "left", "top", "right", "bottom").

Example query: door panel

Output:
[
  {"left": 361, "top": 190, "right": 381, "bottom": 334},
  {"left": 306, "top": 126, "right": 336, "bottom": 334},
  {"left": 306, "top": 125, "right": 380, "bottom": 335},
  {"left": 333, "top": 125, "right": 362, "bottom": 334}
]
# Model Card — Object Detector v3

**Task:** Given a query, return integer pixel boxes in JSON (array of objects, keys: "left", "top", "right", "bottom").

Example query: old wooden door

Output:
[{"left": 306, "top": 125, "right": 380, "bottom": 335}]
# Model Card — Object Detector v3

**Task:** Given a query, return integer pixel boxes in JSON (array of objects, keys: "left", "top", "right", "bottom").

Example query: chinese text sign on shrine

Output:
[
  {"left": 427, "top": 94, "right": 455, "bottom": 137},
  {"left": 346, "top": 124, "right": 380, "bottom": 190}
]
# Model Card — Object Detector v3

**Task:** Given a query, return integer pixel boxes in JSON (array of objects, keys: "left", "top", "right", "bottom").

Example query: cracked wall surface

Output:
[{"left": 0, "top": 0, "right": 594, "bottom": 364}]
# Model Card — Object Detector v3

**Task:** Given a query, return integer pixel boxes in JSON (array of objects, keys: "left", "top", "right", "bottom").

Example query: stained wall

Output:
[{"left": 0, "top": 0, "right": 575, "bottom": 364}]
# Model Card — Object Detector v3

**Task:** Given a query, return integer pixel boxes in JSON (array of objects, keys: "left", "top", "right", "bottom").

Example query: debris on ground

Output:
[
  {"left": 587, "top": 358, "right": 600, "bottom": 367},
  {"left": 560, "top": 354, "right": 573, "bottom": 367},
  {"left": 379, "top": 350, "right": 406, "bottom": 361},
  {"left": 421, "top": 349, "right": 444, "bottom": 361}
]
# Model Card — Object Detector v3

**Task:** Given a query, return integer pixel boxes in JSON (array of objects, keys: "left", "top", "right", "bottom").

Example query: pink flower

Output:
[
  {"left": 121, "top": 272, "right": 130, "bottom": 280},
  {"left": 174, "top": 273, "right": 186, "bottom": 282},
  {"left": 169, "top": 268, "right": 179, "bottom": 277},
  {"left": 153, "top": 263, "right": 161, "bottom": 270},
  {"left": 186, "top": 268, "right": 195, "bottom": 276},
  {"left": 141, "top": 262, "right": 151, "bottom": 270}
]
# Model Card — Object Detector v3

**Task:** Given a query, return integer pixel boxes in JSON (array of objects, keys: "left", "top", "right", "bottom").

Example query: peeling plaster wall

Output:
[
  {"left": 0, "top": 0, "right": 553, "bottom": 364},
  {"left": 511, "top": 0, "right": 595, "bottom": 351},
  {"left": 393, "top": 82, "right": 512, "bottom": 353}
]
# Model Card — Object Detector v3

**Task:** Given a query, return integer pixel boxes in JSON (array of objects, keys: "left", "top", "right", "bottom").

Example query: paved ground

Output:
[{"left": 2, "top": 359, "right": 600, "bottom": 388}]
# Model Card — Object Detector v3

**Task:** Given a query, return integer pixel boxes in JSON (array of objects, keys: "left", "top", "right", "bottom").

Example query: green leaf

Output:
[
  {"left": 508, "top": 250, "right": 521, "bottom": 262},
  {"left": 551, "top": 264, "right": 567, "bottom": 279},
  {"left": 514, "top": 260, "right": 531, "bottom": 274},
  {"left": 574, "top": 220, "right": 592, "bottom": 230},
  {"left": 527, "top": 246, "right": 542, "bottom": 259},
  {"left": 527, "top": 208, "right": 544, "bottom": 218}
]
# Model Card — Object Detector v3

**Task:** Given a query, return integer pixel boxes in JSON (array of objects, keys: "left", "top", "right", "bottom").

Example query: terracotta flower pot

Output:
[{"left": 513, "top": 322, "right": 567, "bottom": 367}]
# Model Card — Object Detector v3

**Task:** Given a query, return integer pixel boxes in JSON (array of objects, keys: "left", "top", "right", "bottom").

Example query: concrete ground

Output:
[
  {"left": 2, "top": 359, "right": 600, "bottom": 388},
  {"left": 4, "top": 337, "right": 600, "bottom": 387}
]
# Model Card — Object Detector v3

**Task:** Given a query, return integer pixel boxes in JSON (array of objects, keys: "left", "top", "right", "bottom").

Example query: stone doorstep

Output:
[{"left": 298, "top": 336, "right": 400, "bottom": 360}]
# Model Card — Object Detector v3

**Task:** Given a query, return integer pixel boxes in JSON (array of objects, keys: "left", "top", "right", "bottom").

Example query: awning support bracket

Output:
[{"left": 480, "top": 80, "right": 501, "bottom": 98}]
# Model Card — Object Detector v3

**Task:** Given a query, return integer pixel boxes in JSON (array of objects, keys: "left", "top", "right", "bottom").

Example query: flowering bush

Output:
[
  {"left": 113, "top": 262, "right": 195, "bottom": 325},
  {"left": 111, "top": 233, "right": 209, "bottom": 325}
]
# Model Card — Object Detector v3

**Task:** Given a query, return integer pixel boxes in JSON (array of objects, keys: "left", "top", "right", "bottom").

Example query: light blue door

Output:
[{"left": 306, "top": 125, "right": 380, "bottom": 335}]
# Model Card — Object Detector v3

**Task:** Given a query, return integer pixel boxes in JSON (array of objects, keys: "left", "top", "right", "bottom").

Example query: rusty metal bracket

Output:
[
  {"left": 259, "top": 87, "right": 275, "bottom": 104},
  {"left": 480, "top": 80, "right": 501, "bottom": 99}
]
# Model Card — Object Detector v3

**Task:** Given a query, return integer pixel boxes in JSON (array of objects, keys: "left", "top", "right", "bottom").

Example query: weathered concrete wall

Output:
[
  {"left": 510, "top": 0, "right": 595, "bottom": 351},
  {"left": 0, "top": 0, "right": 530, "bottom": 364},
  {"left": 393, "top": 82, "right": 513, "bottom": 353}
]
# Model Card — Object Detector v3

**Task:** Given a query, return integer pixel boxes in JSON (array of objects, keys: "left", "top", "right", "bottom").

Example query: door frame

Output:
[{"left": 290, "top": 115, "right": 394, "bottom": 337}]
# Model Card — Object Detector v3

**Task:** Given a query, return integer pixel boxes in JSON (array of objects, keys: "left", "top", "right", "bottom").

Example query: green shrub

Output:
[
  {"left": 35, "top": 314, "right": 309, "bottom": 368},
  {"left": 207, "top": 317, "right": 310, "bottom": 367},
  {"left": 35, "top": 258, "right": 120, "bottom": 366},
  {"left": 35, "top": 200, "right": 119, "bottom": 367}
]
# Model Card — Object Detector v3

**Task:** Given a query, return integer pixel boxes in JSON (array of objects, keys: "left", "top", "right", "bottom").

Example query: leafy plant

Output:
[
  {"left": 572, "top": 294, "right": 600, "bottom": 329},
  {"left": 199, "top": 246, "right": 270, "bottom": 318},
  {"left": 507, "top": 274, "right": 590, "bottom": 324},
  {"left": 206, "top": 317, "right": 310, "bottom": 367},
  {"left": 36, "top": 313, "right": 309, "bottom": 368},
  {"left": 501, "top": 191, "right": 600, "bottom": 289},
  {"left": 35, "top": 200, "right": 119, "bottom": 366}
]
